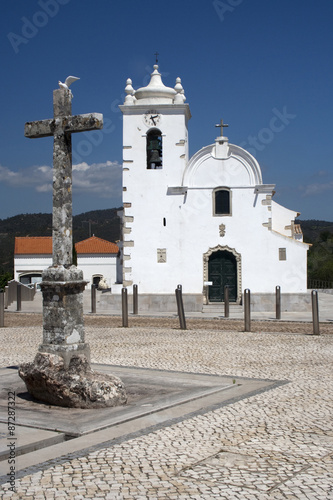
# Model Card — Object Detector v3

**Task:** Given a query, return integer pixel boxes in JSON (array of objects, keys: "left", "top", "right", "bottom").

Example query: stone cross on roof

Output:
[
  {"left": 215, "top": 118, "right": 229, "bottom": 137},
  {"left": 24, "top": 88, "right": 103, "bottom": 267}
]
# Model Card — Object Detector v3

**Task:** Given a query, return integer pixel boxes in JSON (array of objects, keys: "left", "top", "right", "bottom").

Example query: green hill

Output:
[{"left": 299, "top": 220, "right": 333, "bottom": 286}]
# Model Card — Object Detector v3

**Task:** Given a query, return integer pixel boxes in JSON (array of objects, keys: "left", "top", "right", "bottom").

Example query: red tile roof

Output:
[
  {"left": 75, "top": 236, "right": 119, "bottom": 254},
  {"left": 15, "top": 236, "right": 119, "bottom": 255},
  {"left": 15, "top": 237, "right": 52, "bottom": 255}
]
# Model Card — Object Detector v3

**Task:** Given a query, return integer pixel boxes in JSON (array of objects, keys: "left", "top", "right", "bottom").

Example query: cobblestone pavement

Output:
[{"left": 0, "top": 313, "right": 333, "bottom": 499}]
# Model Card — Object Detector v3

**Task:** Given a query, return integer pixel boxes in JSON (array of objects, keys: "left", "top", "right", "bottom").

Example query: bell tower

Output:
[{"left": 119, "top": 65, "right": 191, "bottom": 290}]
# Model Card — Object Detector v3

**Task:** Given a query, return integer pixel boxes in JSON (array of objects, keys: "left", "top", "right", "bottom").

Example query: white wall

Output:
[
  {"left": 14, "top": 254, "right": 118, "bottom": 290},
  {"left": 121, "top": 104, "right": 190, "bottom": 289},
  {"left": 14, "top": 255, "right": 51, "bottom": 281},
  {"left": 271, "top": 200, "right": 299, "bottom": 237},
  {"left": 77, "top": 255, "right": 118, "bottom": 289},
  {"left": 121, "top": 132, "right": 309, "bottom": 297}
]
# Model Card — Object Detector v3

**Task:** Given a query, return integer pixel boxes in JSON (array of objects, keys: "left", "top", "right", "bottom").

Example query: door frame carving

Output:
[{"left": 203, "top": 245, "right": 242, "bottom": 304}]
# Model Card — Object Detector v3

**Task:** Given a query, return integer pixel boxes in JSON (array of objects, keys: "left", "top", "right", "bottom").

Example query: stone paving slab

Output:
[
  {"left": 0, "top": 364, "right": 282, "bottom": 479},
  {"left": 0, "top": 423, "right": 64, "bottom": 462}
]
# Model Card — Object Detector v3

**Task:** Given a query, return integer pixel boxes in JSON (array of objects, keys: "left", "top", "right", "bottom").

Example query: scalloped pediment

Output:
[{"left": 182, "top": 143, "right": 262, "bottom": 187}]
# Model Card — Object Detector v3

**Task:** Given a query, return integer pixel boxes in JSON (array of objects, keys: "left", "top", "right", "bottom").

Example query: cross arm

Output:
[
  {"left": 25, "top": 119, "right": 54, "bottom": 138},
  {"left": 67, "top": 113, "right": 103, "bottom": 134},
  {"left": 24, "top": 113, "right": 103, "bottom": 139}
]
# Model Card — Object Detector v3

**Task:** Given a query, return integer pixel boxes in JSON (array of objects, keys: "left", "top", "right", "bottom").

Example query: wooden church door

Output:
[{"left": 208, "top": 250, "right": 237, "bottom": 302}]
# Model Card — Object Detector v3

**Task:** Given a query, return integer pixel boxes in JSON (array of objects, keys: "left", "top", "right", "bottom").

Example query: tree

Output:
[{"left": 0, "top": 271, "right": 13, "bottom": 290}]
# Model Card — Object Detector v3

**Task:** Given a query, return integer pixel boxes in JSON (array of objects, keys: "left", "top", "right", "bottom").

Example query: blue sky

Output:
[{"left": 1, "top": 0, "right": 333, "bottom": 220}]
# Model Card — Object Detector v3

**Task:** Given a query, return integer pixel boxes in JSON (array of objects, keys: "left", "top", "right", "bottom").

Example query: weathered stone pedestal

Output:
[
  {"left": 19, "top": 352, "right": 127, "bottom": 409},
  {"left": 38, "top": 266, "right": 89, "bottom": 367},
  {"left": 19, "top": 85, "right": 127, "bottom": 408},
  {"left": 19, "top": 265, "right": 127, "bottom": 408}
]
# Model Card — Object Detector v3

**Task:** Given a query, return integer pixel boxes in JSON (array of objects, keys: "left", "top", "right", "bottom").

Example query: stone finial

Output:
[
  {"left": 174, "top": 77, "right": 183, "bottom": 92},
  {"left": 174, "top": 77, "right": 186, "bottom": 103},
  {"left": 124, "top": 78, "right": 135, "bottom": 105}
]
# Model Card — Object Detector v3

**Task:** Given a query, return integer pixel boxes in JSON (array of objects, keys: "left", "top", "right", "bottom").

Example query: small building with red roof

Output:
[{"left": 14, "top": 236, "right": 120, "bottom": 289}]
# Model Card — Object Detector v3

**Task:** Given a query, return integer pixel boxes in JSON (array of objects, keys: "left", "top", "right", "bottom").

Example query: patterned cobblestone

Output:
[{"left": 0, "top": 315, "right": 332, "bottom": 498}]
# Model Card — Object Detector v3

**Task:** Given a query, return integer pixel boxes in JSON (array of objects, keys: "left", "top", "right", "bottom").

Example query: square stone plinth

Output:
[{"left": 40, "top": 265, "right": 89, "bottom": 366}]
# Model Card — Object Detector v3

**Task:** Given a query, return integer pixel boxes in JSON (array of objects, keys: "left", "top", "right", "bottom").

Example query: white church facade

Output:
[{"left": 119, "top": 65, "right": 309, "bottom": 311}]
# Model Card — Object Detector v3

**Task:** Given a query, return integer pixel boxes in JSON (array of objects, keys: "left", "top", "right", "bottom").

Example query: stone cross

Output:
[
  {"left": 25, "top": 89, "right": 103, "bottom": 267},
  {"left": 20, "top": 86, "right": 127, "bottom": 409},
  {"left": 215, "top": 118, "right": 229, "bottom": 137},
  {"left": 24, "top": 87, "right": 103, "bottom": 367}
]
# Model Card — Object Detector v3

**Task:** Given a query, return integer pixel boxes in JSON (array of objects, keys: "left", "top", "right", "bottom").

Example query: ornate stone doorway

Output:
[{"left": 203, "top": 246, "right": 241, "bottom": 303}]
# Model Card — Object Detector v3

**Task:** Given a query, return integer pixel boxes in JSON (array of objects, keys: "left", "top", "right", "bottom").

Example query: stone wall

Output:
[{"left": 248, "top": 292, "right": 311, "bottom": 312}]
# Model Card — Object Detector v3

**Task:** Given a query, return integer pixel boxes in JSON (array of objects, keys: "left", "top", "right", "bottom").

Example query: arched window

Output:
[
  {"left": 214, "top": 188, "right": 231, "bottom": 216},
  {"left": 19, "top": 273, "right": 42, "bottom": 285},
  {"left": 146, "top": 129, "right": 162, "bottom": 169}
]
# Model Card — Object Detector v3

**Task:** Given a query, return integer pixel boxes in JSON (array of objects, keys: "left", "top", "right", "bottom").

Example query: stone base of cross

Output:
[
  {"left": 19, "top": 86, "right": 127, "bottom": 408},
  {"left": 40, "top": 265, "right": 89, "bottom": 367}
]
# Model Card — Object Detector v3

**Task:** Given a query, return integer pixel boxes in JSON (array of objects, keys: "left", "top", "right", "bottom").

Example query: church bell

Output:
[
  {"left": 147, "top": 131, "right": 163, "bottom": 169},
  {"left": 148, "top": 149, "right": 162, "bottom": 167}
]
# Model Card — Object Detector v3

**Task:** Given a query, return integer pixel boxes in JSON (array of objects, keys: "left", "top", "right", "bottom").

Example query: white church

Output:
[{"left": 118, "top": 64, "right": 310, "bottom": 311}]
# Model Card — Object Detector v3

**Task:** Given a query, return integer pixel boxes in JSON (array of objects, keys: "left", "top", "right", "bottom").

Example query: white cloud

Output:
[
  {"left": 36, "top": 184, "right": 53, "bottom": 193},
  {"left": 73, "top": 162, "right": 90, "bottom": 172},
  {"left": 72, "top": 161, "right": 122, "bottom": 197},
  {"left": 0, "top": 161, "right": 122, "bottom": 198},
  {"left": 0, "top": 165, "right": 21, "bottom": 183},
  {"left": 301, "top": 181, "right": 333, "bottom": 197}
]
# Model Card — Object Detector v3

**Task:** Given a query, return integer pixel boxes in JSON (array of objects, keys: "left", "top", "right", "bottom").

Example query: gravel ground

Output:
[{"left": 4, "top": 311, "right": 333, "bottom": 335}]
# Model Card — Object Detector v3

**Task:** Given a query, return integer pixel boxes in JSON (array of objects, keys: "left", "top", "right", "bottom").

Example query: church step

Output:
[{"left": 202, "top": 304, "right": 243, "bottom": 313}]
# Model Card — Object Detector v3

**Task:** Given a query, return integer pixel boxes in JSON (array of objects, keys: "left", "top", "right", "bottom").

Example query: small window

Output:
[
  {"left": 214, "top": 188, "right": 231, "bottom": 215},
  {"left": 147, "top": 129, "right": 162, "bottom": 169},
  {"left": 279, "top": 248, "right": 287, "bottom": 261}
]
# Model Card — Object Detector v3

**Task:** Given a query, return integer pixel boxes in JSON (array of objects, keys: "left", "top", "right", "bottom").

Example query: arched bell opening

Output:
[{"left": 146, "top": 128, "right": 162, "bottom": 169}]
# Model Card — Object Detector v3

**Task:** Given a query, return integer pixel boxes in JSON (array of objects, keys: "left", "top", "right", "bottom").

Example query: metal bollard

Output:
[
  {"left": 276, "top": 285, "right": 281, "bottom": 320},
  {"left": 133, "top": 284, "right": 138, "bottom": 315},
  {"left": 311, "top": 290, "right": 320, "bottom": 335},
  {"left": 244, "top": 288, "right": 251, "bottom": 332},
  {"left": 0, "top": 290, "right": 4, "bottom": 327},
  {"left": 16, "top": 283, "right": 22, "bottom": 312},
  {"left": 122, "top": 287, "right": 128, "bottom": 327},
  {"left": 175, "top": 288, "right": 187, "bottom": 330},
  {"left": 224, "top": 285, "right": 229, "bottom": 318},
  {"left": 176, "top": 284, "right": 182, "bottom": 317},
  {"left": 91, "top": 284, "right": 96, "bottom": 313}
]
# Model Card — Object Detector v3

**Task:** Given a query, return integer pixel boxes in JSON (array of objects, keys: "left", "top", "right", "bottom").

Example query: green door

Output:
[{"left": 208, "top": 251, "right": 237, "bottom": 302}]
